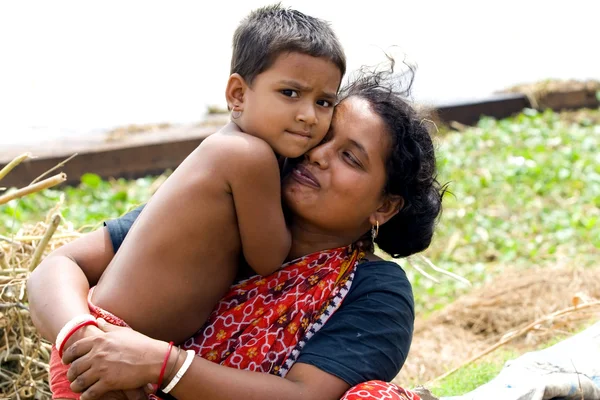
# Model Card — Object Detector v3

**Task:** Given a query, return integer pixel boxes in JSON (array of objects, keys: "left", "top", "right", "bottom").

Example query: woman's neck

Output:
[{"left": 287, "top": 220, "right": 359, "bottom": 261}]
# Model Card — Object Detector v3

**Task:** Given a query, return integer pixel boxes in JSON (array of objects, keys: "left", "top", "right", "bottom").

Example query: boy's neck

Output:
[{"left": 222, "top": 121, "right": 243, "bottom": 133}]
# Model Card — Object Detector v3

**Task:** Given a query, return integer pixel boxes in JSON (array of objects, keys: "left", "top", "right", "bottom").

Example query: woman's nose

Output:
[{"left": 305, "top": 142, "right": 330, "bottom": 169}]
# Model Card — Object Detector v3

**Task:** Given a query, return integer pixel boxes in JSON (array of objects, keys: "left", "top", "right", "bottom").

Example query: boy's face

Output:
[{"left": 237, "top": 52, "right": 342, "bottom": 158}]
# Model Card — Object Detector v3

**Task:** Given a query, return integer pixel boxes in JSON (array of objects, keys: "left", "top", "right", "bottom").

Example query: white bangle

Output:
[
  {"left": 55, "top": 314, "right": 96, "bottom": 351},
  {"left": 162, "top": 349, "right": 195, "bottom": 394}
]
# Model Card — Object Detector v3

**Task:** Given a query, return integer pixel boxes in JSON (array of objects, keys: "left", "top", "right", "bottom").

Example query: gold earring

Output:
[{"left": 371, "top": 220, "right": 379, "bottom": 242}]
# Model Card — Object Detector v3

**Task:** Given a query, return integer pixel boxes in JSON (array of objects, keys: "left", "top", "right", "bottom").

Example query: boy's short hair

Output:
[{"left": 231, "top": 4, "right": 346, "bottom": 85}]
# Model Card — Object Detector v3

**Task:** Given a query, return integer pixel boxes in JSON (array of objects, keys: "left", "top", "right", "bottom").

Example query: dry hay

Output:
[
  {"left": 501, "top": 79, "right": 600, "bottom": 110},
  {"left": 105, "top": 122, "right": 173, "bottom": 141},
  {"left": 394, "top": 266, "right": 600, "bottom": 385},
  {"left": 1, "top": 206, "right": 84, "bottom": 399}
]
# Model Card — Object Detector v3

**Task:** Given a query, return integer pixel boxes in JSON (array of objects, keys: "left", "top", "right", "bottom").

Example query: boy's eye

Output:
[
  {"left": 317, "top": 99, "right": 332, "bottom": 107},
  {"left": 281, "top": 89, "right": 299, "bottom": 98}
]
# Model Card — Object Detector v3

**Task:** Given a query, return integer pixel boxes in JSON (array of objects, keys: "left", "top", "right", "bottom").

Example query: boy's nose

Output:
[{"left": 296, "top": 103, "right": 318, "bottom": 126}]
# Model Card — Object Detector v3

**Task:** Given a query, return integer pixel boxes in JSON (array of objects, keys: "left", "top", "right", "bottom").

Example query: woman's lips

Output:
[{"left": 291, "top": 164, "right": 320, "bottom": 188}]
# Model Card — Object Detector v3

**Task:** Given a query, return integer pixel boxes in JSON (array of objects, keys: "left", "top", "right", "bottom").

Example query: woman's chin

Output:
[{"left": 283, "top": 185, "right": 314, "bottom": 215}]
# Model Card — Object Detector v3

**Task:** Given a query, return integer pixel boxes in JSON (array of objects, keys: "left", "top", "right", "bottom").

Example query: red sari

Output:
[{"left": 177, "top": 246, "right": 420, "bottom": 399}]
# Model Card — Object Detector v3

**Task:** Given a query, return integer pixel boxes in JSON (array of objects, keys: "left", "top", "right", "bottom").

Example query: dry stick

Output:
[
  {"left": 429, "top": 300, "right": 600, "bottom": 384},
  {"left": 28, "top": 214, "right": 61, "bottom": 271},
  {"left": 29, "top": 153, "right": 77, "bottom": 185},
  {"left": 0, "top": 235, "right": 21, "bottom": 245},
  {"left": 406, "top": 257, "right": 439, "bottom": 283},
  {"left": 0, "top": 250, "right": 9, "bottom": 270},
  {"left": 11, "top": 233, "right": 82, "bottom": 242},
  {"left": 418, "top": 255, "right": 472, "bottom": 286},
  {"left": 0, "top": 153, "right": 32, "bottom": 183},
  {"left": 0, "top": 173, "right": 66, "bottom": 205}
]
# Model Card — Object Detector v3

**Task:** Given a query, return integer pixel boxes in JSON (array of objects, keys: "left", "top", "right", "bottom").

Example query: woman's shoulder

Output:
[
  {"left": 296, "top": 257, "right": 414, "bottom": 385},
  {"left": 350, "top": 257, "right": 413, "bottom": 301},
  {"left": 345, "top": 256, "right": 415, "bottom": 325}
]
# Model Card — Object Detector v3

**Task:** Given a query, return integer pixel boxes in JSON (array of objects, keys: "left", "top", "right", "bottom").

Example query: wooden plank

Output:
[
  {"left": 0, "top": 129, "right": 212, "bottom": 189},
  {"left": 1, "top": 89, "right": 597, "bottom": 189},
  {"left": 435, "top": 93, "right": 530, "bottom": 126}
]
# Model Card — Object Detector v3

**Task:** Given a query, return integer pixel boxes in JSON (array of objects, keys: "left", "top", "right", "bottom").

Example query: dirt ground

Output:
[{"left": 394, "top": 264, "right": 600, "bottom": 386}]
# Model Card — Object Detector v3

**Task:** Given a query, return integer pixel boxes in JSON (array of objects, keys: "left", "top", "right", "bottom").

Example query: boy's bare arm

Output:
[{"left": 224, "top": 135, "right": 292, "bottom": 276}]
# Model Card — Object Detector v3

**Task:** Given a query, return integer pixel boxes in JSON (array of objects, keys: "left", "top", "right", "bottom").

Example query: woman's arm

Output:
[
  {"left": 27, "top": 227, "right": 115, "bottom": 347},
  {"left": 171, "top": 356, "right": 348, "bottom": 400},
  {"left": 63, "top": 320, "right": 350, "bottom": 400}
]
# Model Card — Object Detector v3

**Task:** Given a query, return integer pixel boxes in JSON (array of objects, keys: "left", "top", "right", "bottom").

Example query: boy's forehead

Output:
[{"left": 260, "top": 52, "right": 342, "bottom": 91}]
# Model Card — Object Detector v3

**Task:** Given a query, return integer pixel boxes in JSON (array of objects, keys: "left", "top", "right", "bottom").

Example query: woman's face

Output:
[{"left": 282, "top": 96, "right": 392, "bottom": 240}]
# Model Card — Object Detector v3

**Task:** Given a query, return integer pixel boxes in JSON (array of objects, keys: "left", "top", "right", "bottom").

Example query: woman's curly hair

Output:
[{"left": 341, "top": 59, "right": 446, "bottom": 258}]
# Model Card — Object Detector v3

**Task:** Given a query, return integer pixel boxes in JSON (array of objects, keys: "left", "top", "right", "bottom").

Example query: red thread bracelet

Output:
[
  {"left": 58, "top": 320, "right": 98, "bottom": 358},
  {"left": 157, "top": 341, "right": 174, "bottom": 391}
]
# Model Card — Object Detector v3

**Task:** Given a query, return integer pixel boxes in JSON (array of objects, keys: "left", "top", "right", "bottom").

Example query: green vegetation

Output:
[
  {"left": 1, "top": 173, "right": 159, "bottom": 233},
  {"left": 403, "top": 107, "right": 600, "bottom": 315},
  {"left": 2, "top": 108, "right": 599, "bottom": 317},
  {"left": 430, "top": 355, "right": 514, "bottom": 397}
]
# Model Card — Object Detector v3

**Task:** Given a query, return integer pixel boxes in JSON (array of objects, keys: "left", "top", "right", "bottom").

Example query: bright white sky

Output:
[{"left": 0, "top": 0, "right": 598, "bottom": 143}]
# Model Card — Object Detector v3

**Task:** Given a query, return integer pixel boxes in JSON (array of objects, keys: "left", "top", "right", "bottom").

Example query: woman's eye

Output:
[
  {"left": 281, "top": 89, "right": 299, "bottom": 98},
  {"left": 317, "top": 99, "right": 332, "bottom": 107},
  {"left": 343, "top": 152, "right": 360, "bottom": 166}
]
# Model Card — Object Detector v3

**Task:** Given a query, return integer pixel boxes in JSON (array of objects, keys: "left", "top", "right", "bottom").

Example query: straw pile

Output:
[
  {"left": 501, "top": 79, "right": 600, "bottom": 110},
  {"left": 1, "top": 218, "right": 84, "bottom": 399},
  {"left": 1, "top": 153, "right": 74, "bottom": 399}
]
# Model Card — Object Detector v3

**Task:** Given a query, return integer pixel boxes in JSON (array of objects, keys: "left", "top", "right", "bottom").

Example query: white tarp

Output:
[{"left": 441, "top": 321, "right": 600, "bottom": 400}]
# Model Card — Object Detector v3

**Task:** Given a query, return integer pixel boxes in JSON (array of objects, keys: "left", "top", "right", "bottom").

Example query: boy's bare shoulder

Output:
[{"left": 202, "top": 124, "right": 278, "bottom": 171}]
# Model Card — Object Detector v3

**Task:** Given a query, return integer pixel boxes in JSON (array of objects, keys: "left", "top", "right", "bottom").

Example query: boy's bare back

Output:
[{"left": 91, "top": 123, "right": 288, "bottom": 344}]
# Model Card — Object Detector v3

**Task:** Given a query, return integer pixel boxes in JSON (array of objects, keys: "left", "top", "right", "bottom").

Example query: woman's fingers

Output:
[
  {"left": 96, "top": 318, "right": 124, "bottom": 333},
  {"left": 124, "top": 388, "right": 149, "bottom": 400},
  {"left": 66, "top": 353, "right": 92, "bottom": 383},
  {"left": 79, "top": 380, "right": 111, "bottom": 400},
  {"left": 62, "top": 325, "right": 165, "bottom": 393},
  {"left": 62, "top": 335, "right": 97, "bottom": 364},
  {"left": 142, "top": 384, "right": 155, "bottom": 395},
  {"left": 69, "top": 368, "right": 100, "bottom": 394},
  {"left": 97, "top": 392, "right": 130, "bottom": 400}
]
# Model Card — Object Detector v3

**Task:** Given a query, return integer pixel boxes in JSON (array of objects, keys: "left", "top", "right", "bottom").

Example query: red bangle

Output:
[
  {"left": 58, "top": 320, "right": 98, "bottom": 358},
  {"left": 157, "top": 341, "right": 174, "bottom": 390}
]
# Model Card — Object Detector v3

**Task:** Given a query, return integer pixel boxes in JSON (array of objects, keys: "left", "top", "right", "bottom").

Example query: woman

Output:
[{"left": 28, "top": 68, "right": 444, "bottom": 400}]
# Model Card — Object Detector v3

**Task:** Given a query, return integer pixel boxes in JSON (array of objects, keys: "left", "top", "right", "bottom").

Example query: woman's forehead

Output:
[{"left": 333, "top": 97, "right": 389, "bottom": 151}]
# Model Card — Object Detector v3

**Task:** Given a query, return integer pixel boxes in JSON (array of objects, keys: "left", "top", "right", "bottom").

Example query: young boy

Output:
[{"left": 49, "top": 4, "right": 345, "bottom": 391}]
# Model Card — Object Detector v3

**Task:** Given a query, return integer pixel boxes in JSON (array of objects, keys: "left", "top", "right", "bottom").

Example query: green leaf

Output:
[{"left": 81, "top": 173, "right": 103, "bottom": 188}]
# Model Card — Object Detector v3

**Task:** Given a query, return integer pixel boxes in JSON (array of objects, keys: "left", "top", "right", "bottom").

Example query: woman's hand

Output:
[{"left": 62, "top": 319, "right": 166, "bottom": 400}]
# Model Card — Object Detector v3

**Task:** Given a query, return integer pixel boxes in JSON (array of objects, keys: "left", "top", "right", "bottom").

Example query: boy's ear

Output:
[{"left": 225, "top": 73, "right": 248, "bottom": 110}]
